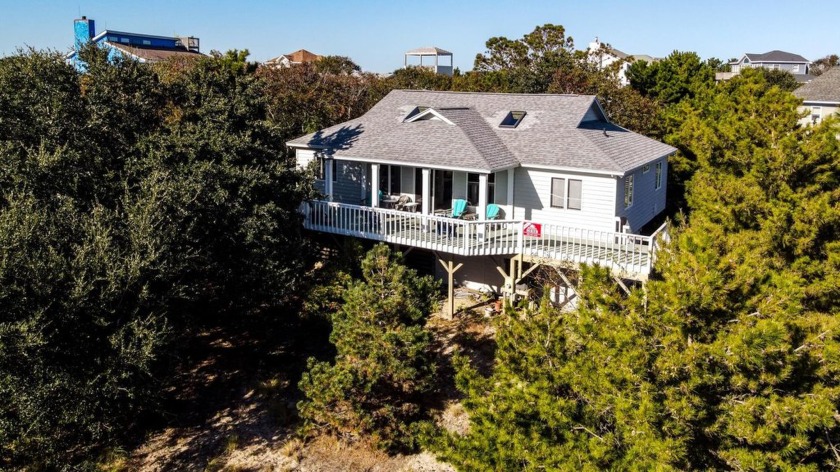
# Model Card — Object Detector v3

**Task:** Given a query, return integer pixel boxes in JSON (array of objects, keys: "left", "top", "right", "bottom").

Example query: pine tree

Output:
[{"left": 298, "top": 244, "right": 440, "bottom": 451}]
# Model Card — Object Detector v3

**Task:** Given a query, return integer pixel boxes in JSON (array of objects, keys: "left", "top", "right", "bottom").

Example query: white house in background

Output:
[
  {"left": 794, "top": 67, "right": 840, "bottom": 126},
  {"left": 287, "top": 90, "right": 674, "bottom": 312},
  {"left": 404, "top": 47, "right": 454, "bottom": 76},
  {"left": 717, "top": 50, "right": 813, "bottom": 83},
  {"left": 588, "top": 37, "right": 659, "bottom": 86}
]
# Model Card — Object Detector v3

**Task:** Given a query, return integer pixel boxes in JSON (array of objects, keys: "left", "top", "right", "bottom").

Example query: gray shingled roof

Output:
[
  {"left": 744, "top": 50, "right": 810, "bottom": 63},
  {"left": 287, "top": 90, "right": 676, "bottom": 175},
  {"left": 794, "top": 67, "right": 840, "bottom": 103}
]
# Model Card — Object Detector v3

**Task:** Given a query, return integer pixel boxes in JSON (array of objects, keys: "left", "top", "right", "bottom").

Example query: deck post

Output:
[
  {"left": 438, "top": 256, "right": 463, "bottom": 320},
  {"left": 421, "top": 168, "right": 431, "bottom": 231}
]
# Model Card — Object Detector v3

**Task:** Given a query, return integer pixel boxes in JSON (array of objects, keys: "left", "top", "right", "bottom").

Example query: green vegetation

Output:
[
  {"left": 0, "top": 46, "right": 308, "bottom": 468},
  {"left": 298, "top": 244, "right": 440, "bottom": 451},
  {"left": 1, "top": 22, "right": 838, "bottom": 470}
]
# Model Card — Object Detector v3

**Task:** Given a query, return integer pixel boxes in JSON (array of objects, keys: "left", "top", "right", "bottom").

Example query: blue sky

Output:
[{"left": 2, "top": 0, "right": 838, "bottom": 72}]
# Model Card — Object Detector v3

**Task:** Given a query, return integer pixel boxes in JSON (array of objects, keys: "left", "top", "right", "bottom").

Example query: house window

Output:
[
  {"left": 624, "top": 175, "right": 634, "bottom": 208},
  {"left": 655, "top": 162, "right": 662, "bottom": 190},
  {"left": 551, "top": 178, "right": 566, "bottom": 208},
  {"left": 379, "top": 165, "right": 401, "bottom": 195},
  {"left": 499, "top": 111, "right": 526, "bottom": 128},
  {"left": 812, "top": 106, "right": 822, "bottom": 124},
  {"left": 550, "top": 178, "right": 582, "bottom": 210},
  {"left": 643, "top": 164, "right": 650, "bottom": 173},
  {"left": 467, "top": 173, "right": 496, "bottom": 204},
  {"left": 332, "top": 160, "right": 338, "bottom": 183},
  {"left": 792, "top": 64, "right": 800, "bottom": 73},
  {"left": 568, "top": 179, "right": 582, "bottom": 210}
]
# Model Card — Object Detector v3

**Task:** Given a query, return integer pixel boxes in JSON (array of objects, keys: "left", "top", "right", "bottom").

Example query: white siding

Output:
[
  {"left": 512, "top": 167, "right": 617, "bottom": 232},
  {"left": 616, "top": 158, "right": 667, "bottom": 232},
  {"left": 296, "top": 148, "right": 316, "bottom": 169}
]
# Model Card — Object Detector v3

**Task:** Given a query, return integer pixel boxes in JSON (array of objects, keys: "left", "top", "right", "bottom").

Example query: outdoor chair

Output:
[
  {"left": 394, "top": 195, "right": 412, "bottom": 211},
  {"left": 437, "top": 199, "right": 468, "bottom": 236},
  {"left": 450, "top": 199, "right": 468, "bottom": 218},
  {"left": 486, "top": 203, "right": 501, "bottom": 220}
]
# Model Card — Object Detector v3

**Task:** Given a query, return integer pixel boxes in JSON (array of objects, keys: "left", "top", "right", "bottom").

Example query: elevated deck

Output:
[{"left": 303, "top": 201, "right": 667, "bottom": 281}]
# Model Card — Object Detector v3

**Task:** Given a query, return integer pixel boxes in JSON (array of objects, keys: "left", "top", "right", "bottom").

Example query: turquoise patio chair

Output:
[
  {"left": 486, "top": 203, "right": 501, "bottom": 220},
  {"left": 450, "top": 199, "right": 468, "bottom": 218}
]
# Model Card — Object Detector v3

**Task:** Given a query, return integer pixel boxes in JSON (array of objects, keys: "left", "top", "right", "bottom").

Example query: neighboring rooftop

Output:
[
  {"left": 738, "top": 50, "right": 810, "bottom": 63},
  {"left": 265, "top": 49, "right": 323, "bottom": 67},
  {"left": 287, "top": 90, "right": 675, "bottom": 175},
  {"left": 404, "top": 46, "right": 454, "bottom": 76},
  {"left": 405, "top": 47, "right": 453, "bottom": 56},
  {"left": 66, "top": 16, "right": 202, "bottom": 64},
  {"left": 794, "top": 67, "right": 840, "bottom": 103}
]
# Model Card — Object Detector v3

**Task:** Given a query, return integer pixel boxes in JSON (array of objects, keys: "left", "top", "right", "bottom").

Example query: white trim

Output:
[
  {"left": 97, "top": 29, "right": 181, "bottom": 42},
  {"left": 802, "top": 100, "right": 840, "bottom": 105},
  {"left": 404, "top": 108, "right": 455, "bottom": 125},
  {"left": 521, "top": 163, "right": 622, "bottom": 177}
]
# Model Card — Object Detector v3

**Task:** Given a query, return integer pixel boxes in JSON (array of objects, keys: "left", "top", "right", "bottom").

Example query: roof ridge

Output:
[{"left": 393, "top": 89, "right": 595, "bottom": 99}]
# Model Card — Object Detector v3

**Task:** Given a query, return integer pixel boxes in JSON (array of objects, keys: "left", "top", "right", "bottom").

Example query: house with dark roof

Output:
[
  {"left": 288, "top": 90, "right": 674, "bottom": 302},
  {"left": 65, "top": 16, "right": 203, "bottom": 67},
  {"left": 794, "top": 67, "right": 840, "bottom": 125},
  {"left": 264, "top": 49, "right": 323, "bottom": 68},
  {"left": 718, "top": 50, "right": 813, "bottom": 82}
]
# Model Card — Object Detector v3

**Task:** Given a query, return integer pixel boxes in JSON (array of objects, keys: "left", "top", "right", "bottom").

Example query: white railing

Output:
[{"left": 303, "top": 201, "right": 662, "bottom": 279}]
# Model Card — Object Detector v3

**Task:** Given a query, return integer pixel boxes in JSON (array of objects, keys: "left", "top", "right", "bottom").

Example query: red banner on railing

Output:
[{"left": 523, "top": 222, "right": 542, "bottom": 238}]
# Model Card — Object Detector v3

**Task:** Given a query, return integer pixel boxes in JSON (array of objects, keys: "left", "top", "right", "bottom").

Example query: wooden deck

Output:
[{"left": 303, "top": 201, "right": 666, "bottom": 281}]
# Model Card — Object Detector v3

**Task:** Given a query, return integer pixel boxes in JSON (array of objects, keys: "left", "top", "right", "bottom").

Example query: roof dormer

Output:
[{"left": 403, "top": 107, "right": 454, "bottom": 125}]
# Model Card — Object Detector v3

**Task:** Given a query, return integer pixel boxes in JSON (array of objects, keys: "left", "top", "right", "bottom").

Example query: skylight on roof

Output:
[{"left": 499, "top": 111, "right": 526, "bottom": 128}]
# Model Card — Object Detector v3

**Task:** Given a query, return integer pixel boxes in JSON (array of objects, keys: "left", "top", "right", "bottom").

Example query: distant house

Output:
[
  {"left": 717, "top": 50, "right": 813, "bottom": 83},
  {"left": 794, "top": 67, "right": 840, "bottom": 125},
  {"left": 587, "top": 38, "right": 659, "bottom": 86},
  {"left": 288, "top": 90, "right": 674, "bottom": 303},
  {"left": 264, "top": 49, "right": 323, "bottom": 68},
  {"left": 65, "top": 16, "right": 203, "bottom": 67},
  {"left": 404, "top": 47, "right": 453, "bottom": 76}
]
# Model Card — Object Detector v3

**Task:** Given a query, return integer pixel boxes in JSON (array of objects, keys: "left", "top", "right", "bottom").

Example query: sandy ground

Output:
[{"left": 125, "top": 290, "right": 494, "bottom": 471}]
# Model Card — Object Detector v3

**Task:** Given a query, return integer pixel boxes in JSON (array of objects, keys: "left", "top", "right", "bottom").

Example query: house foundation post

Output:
[{"left": 438, "top": 256, "right": 463, "bottom": 320}]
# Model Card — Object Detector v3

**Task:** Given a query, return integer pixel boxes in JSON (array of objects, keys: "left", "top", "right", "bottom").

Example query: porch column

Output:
[
  {"left": 421, "top": 168, "right": 431, "bottom": 215},
  {"left": 324, "top": 158, "right": 334, "bottom": 201},
  {"left": 371, "top": 163, "right": 380, "bottom": 208},
  {"left": 478, "top": 174, "right": 488, "bottom": 220}
]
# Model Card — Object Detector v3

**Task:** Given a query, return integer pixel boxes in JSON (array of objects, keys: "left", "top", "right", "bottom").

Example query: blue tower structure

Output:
[{"left": 66, "top": 16, "right": 202, "bottom": 68}]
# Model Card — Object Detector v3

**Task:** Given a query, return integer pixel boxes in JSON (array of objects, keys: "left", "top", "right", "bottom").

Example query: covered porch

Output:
[{"left": 321, "top": 160, "right": 514, "bottom": 223}]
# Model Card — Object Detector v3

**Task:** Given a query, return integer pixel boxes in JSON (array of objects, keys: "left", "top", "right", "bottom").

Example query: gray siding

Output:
[
  {"left": 334, "top": 160, "right": 364, "bottom": 203},
  {"left": 615, "top": 158, "right": 667, "bottom": 232},
  {"left": 512, "top": 167, "right": 617, "bottom": 232}
]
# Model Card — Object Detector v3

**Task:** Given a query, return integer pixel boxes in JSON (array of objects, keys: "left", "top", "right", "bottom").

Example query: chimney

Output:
[{"left": 74, "top": 16, "right": 96, "bottom": 52}]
